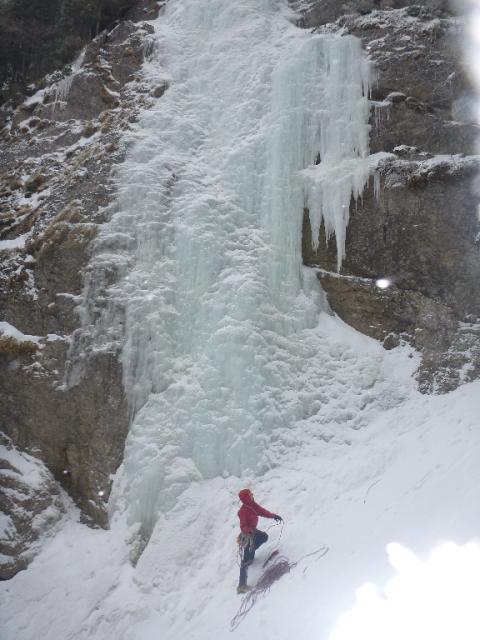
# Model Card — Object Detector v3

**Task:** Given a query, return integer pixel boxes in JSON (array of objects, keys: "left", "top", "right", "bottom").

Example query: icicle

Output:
[
  {"left": 52, "top": 49, "right": 86, "bottom": 112},
  {"left": 373, "top": 170, "right": 381, "bottom": 199},
  {"left": 299, "top": 35, "right": 372, "bottom": 271}
]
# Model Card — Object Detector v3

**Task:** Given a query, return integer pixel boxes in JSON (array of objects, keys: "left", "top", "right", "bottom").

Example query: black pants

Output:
[{"left": 238, "top": 529, "right": 268, "bottom": 587}]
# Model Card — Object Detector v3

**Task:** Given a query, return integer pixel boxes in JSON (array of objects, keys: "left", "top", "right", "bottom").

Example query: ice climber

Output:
[{"left": 237, "top": 488, "right": 283, "bottom": 593}]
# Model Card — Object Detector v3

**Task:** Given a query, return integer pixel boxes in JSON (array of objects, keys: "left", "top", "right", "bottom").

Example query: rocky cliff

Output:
[
  {"left": 0, "top": 0, "right": 478, "bottom": 577},
  {"left": 0, "top": 2, "right": 163, "bottom": 576},
  {"left": 0, "top": 0, "right": 160, "bottom": 107},
  {"left": 299, "top": 0, "right": 480, "bottom": 393},
  {"left": 0, "top": 434, "right": 69, "bottom": 579}
]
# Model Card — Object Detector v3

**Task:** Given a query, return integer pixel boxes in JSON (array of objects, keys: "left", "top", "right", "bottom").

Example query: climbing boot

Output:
[{"left": 237, "top": 584, "right": 250, "bottom": 594}]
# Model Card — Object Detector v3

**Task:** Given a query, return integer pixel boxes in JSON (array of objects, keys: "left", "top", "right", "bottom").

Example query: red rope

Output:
[
  {"left": 230, "top": 544, "right": 329, "bottom": 632},
  {"left": 230, "top": 556, "right": 296, "bottom": 631}
]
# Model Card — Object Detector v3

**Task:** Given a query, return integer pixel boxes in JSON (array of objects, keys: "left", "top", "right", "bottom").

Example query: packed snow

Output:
[
  {"left": 0, "top": 321, "right": 40, "bottom": 344},
  {"left": 0, "top": 233, "right": 31, "bottom": 251},
  {"left": 2, "top": 0, "right": 479, "bottom": 638}
]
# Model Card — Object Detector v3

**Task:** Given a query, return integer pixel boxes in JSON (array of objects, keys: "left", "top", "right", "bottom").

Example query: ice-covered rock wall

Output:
[
  {"left": 0, "top": 12, "right": 157, "bottom": 531},
  {"left": 81, "top": 0, "right": 372, "bottom": 535},
  {"left": 301, "top": 3, "right": 480, "bottom": 393}
]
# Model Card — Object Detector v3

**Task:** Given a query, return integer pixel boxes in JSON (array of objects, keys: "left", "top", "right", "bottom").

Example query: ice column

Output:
[
  {"left": 81, "top": 0, "right": 372, "bottom": 537},
  {"left": 300, "top": 36, "right": 372, "bottom": 270}
]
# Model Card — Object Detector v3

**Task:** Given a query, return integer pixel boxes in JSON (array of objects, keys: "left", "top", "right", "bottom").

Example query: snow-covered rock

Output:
[
  {"left": 0, "top": 435, "right": 68, "bottom": 579},
  {"left": 0, "top": 6, "right": 159, "bottom": 528}
]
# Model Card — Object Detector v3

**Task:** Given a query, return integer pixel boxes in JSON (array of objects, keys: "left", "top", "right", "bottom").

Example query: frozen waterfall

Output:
[{"left": 81, "top": 0, "right": 372, "bottom": 537}]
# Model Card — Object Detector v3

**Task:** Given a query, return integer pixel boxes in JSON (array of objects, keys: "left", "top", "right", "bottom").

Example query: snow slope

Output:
[{"left": 2, "top": 320, "right": 480, "bottom": 640}]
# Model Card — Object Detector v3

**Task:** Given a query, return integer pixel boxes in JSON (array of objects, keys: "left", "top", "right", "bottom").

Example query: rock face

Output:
[
  {"left": 299, "top": 2, "right": 480, "bottom": 392},
  {"left": 0, "top": 0, "right": 162, "bottom": 107},
  {"left": 297, "top": 0, "right": 451, "bottom": 28},
  {"left": 1, "top": 340, "right": 128, "bottom": 526},
  {"left": 0, "top": 435, "right": 68, "bottom": 579},
  {"left": 0, "top": 2, "right": 163, "bottom": 542}
]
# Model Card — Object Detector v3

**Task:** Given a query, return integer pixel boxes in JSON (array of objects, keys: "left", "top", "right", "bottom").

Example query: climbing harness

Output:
[
  {"left": 236, "top": 532, "right": 254, "bottom": 566},
  {"left": 237, "top": 532, "right": 253, "bottom": 549},
  {"left": 235, "top": 521, "right": 283, "bottom": 566}
]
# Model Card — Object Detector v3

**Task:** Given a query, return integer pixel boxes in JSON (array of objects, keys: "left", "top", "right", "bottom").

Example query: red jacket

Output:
[{"left": 237, "top": 489, "right": 275, "bottom": 534}]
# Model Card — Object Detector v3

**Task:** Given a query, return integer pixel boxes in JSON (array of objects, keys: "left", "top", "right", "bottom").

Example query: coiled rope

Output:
[
  {"left": 230, "top": 555, "right": 295, "bottom": 631},
  {"left": 230, "top": 543, "right": 329, "bottom": 632}
]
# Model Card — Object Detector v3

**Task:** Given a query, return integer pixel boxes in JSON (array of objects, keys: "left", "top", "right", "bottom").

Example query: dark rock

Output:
[
  {"left": 126, "top": 0, "right": 162, "bottom": 23},
  {"left": 371, "top": 100, "right": 477, "bottom": 155},
  {"left": 0, "top": 435, "right": 66, "bottom": 579},
  {"left": 304, "top": 158, "right": 480, "bottom": 320},
  {"left": 38, "top": 72, "right": 110, "bottom": 122},
  {"left": 317, "top": 270, "right": 456, "bottom": 341},
  {"left": 0, "top": 344, "right": 129, "bottom": 526},
  {"left": 151, "top": 82, "right": 169, "bottom": 99},
  {"left": 24, "top": 173, "right": 47, "bottom": 195},
  {"left": 386, "top": 92, "right": 406, "bottom": 103},
  {"left": 383, "top": 333, "right": 400, "bottom": 350},
  {"left": 295, "top": 0, "right": 452, "bottom": 29},
  {"left": 100, "top": 84, "right": 121, "bottom": 108},
  {"left": 317, "top": 269, "right": 480, "bottom": 392},
  {"left": 347, "top": 9, "right": 478, "bottom": 154},
  {"left": 0, "top": 5, "right": 157, "bottom": 531},
  {"left": 106, "top": 20, "right": 138, "bottom": 46},
  {"left": 82, "top": 123, "right": 99, "bottom": 138}
]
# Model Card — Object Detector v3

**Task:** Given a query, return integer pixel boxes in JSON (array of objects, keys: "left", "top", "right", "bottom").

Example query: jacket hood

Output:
[{"left": 239, "top": 489, "right": 253, "bottom": 504}]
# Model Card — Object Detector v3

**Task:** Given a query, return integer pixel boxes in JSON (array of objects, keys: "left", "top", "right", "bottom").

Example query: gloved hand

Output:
[{"left": 273, "top": 514, "right": 283, "bottom": 523}]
